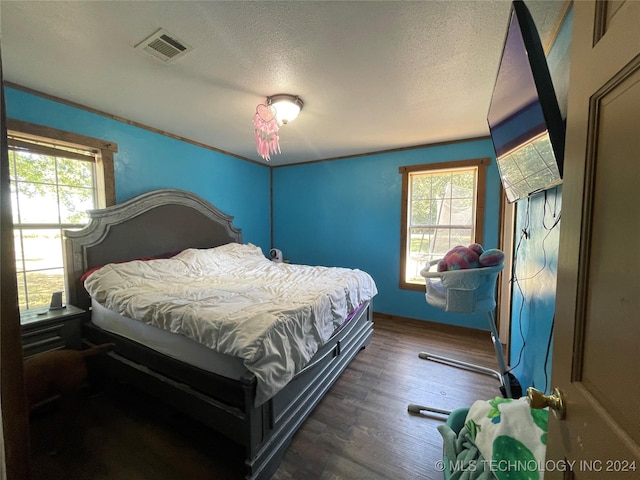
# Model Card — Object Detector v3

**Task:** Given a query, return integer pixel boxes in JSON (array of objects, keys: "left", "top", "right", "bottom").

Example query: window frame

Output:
[
  {"left": 399, "top": 157, "right": 489, "bottom": 291},
  {"left": 7, "top": 119, "right": 117, "bottom": 208},
  {"left": 7, "top": 119, "right": 117, "bottom": 310}
]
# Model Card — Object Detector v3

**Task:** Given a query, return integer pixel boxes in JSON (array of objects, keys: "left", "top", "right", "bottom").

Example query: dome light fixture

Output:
[{"left": 267, "top": 94, "right": 304, "bottom": 125}]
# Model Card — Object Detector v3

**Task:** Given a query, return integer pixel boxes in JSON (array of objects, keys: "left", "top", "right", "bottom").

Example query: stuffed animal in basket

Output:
[{"left": 437, "top": 244, "right": 504, "bottom": 272}]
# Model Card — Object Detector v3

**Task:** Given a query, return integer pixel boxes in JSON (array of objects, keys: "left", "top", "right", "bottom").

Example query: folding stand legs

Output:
[
  {"left": 486, "top": 311, "right": 512, "bottom": 398},
  {"left": 407, "top": 311, "right": 513, "bottom": 417},
  {"left": 407, "top": 403, "right": 451, "bottom": 416}
]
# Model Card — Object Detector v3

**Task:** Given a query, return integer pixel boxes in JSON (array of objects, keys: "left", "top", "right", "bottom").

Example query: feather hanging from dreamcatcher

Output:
[{"left": 254, "top": 104, "right": 280, "bottom": 161}]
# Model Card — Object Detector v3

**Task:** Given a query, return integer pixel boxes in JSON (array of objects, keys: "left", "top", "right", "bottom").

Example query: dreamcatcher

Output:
[{"left": 254, "top": 104, "right": 280, "bottom": 161}]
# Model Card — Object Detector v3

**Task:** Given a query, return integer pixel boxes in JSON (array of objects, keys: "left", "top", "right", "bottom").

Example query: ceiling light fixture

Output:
[
  {"left": 253, "top": 94, "right": 304, "bottom": 161},
  {"left": 267, "top": 94, "right": 304, "bottom": 125}
]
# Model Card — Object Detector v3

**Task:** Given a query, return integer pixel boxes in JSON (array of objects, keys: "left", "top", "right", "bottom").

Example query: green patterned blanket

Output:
[{"left": 438, "top": 397, "right": 548, "bottom": 480}]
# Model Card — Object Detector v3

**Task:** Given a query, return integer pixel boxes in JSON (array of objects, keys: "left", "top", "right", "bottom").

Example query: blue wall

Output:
[
  {"left": 508, "top": 7, "right": 573, "bottom": 394},
  {"left": 509, "top": 187, "right": 561, "bottom": 393},
  {"left": 273, "top": 140, "right": 502, "bottom": 330},
  {"left": 5, "top": 87, "right": 272, "bottom": 252}
]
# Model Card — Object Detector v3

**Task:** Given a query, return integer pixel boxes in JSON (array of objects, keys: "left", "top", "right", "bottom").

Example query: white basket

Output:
[{"left": 420, "top": 260, "right": 503, "bottom": 314}]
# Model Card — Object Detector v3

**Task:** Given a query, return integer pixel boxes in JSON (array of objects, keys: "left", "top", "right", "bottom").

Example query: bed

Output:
[{"left": 63, "top": 188, "right": 377, "bottom": 479}]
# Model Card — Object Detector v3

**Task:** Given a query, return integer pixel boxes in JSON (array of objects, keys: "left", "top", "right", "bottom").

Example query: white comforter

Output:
[{"left": 84, "top": 243, "right": 378, "bottom": 405}]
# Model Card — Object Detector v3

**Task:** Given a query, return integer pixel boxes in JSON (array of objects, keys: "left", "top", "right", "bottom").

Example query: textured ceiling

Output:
[{"left": 1, "top": 1, "right": 568, "bottom": 166}]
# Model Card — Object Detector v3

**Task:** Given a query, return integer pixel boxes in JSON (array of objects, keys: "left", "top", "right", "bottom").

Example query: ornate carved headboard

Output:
[{"left": 64, "top": 189, "right": 242, "bottom": 310}]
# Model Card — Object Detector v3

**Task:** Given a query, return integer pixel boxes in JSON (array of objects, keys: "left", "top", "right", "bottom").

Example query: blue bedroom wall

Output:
[
  {"left": 5, "top": 87, "right": 271, "bottom": 252},
  {"left": 509, "top": 7, "right": 573, "bottom": 394},
  {"left": 509, "top": 187, "right": 562, "bottom": 394},
  {"left": 272, "top": 139, "right": 502, "bottom": 330}
]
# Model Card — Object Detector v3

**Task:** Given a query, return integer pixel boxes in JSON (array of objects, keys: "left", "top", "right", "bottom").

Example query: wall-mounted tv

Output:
[{"left": 487, "top": 0, "right": 565, "bottom": 204}]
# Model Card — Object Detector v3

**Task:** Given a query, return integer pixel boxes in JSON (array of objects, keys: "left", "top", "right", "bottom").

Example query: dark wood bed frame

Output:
[{"left": 63, "top": 188, "right": 374, "bottom": 479}]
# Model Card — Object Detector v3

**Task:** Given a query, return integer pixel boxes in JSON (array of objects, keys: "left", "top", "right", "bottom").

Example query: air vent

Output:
[{"left": 135, "top": 28, "right": 193, "bottom": 63}]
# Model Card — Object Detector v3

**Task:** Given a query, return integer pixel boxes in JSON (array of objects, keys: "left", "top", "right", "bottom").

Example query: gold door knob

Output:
[{"left": 526, "top": 387, "right": 566, "bottom": 420}]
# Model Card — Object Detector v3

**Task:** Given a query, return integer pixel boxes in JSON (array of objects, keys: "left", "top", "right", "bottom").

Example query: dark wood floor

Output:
[{"left": 29, "top": 314, "right": 502, "bottom": 480}]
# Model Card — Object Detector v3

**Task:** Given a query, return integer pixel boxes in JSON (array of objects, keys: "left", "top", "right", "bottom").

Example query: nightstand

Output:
[{"left": 21, "top": 304, "right": 87, "bottom": 358}]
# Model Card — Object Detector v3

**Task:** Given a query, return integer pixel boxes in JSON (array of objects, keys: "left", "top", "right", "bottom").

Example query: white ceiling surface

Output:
[{"left": 1, "top": 1, "right": 567, "bottom": 166}]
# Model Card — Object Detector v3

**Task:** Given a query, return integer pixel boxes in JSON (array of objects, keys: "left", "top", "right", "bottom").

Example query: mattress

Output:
[{"left": 91, "top": 299, "right": 247, "bottom": 380}]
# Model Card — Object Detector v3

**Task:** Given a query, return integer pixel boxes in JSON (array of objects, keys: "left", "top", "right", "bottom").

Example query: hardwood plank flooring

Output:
[{"left": 29, "top": 314, "right": 503, "bottom": 480}]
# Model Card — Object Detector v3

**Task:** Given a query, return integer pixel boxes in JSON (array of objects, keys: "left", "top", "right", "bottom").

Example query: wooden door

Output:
[
  {"left": 1, "top": 47, "right": 32, "bottom": 479},
  {"left": 547, "top": 1, "right": 640, "bottom": 478}
]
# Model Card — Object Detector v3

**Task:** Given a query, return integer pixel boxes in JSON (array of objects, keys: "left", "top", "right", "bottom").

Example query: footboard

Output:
[{"left": 249, "top": 301, "right": 374, "bottom": 478}]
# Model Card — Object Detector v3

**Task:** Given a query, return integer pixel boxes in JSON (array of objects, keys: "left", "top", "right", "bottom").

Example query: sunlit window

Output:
[
  {"left": 7, "top": 121, "right": 117, "bottom": 312},
  {"left": 399, "top": 158, "right": 488, "bottom": 290},
  {"left": 8, "top": 137, "right": 98, "bottom": 310}
]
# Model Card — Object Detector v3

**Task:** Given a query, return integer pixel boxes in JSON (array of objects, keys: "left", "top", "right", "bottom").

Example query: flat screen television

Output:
[{"left": 487, "top": 0, "right": 565, "bottom": 203}]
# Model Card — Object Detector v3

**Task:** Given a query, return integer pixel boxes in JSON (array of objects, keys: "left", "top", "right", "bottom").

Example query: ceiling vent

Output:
[{"left": 135, "top": 28, "right": 193, "bottom": 63}]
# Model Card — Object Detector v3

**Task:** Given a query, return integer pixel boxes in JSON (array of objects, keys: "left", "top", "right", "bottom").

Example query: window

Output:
[
  {"left": 7, "top": 120, "right": 117, "bottom": 311},
  {"left": 399, "top": 158, "right": 488, "bottom": 290}
]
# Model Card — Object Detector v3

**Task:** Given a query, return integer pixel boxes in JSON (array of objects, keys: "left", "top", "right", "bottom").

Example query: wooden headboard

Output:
[{"left": 63, "top": 189, "right": 242, "bottom": 310}]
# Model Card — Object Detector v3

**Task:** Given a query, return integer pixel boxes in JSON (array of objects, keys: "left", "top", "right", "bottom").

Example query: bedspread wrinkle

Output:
[{"left": 84, "top": 243, "right": 378, "bottom": 405}]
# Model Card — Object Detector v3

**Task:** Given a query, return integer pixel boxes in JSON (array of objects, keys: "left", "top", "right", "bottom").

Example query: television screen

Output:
[{"left": 487, "top": 1, "right": 565, "bottom": 203}]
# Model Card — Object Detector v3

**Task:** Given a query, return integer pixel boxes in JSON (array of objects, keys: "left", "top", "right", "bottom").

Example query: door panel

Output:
[
  {"left": 548, "top": 1, "right": 640, "bottom": 478},
  {"left": 580, "top": 64, "right": 640, "bottom": 444}
]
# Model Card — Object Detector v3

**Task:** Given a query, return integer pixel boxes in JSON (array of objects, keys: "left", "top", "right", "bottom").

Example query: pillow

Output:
[
  {"left": 80, "top": 250, "right": 183, "bottom": 283},
  {"left": 174, "top": 243, "right": 265, "bottom": 263}
]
